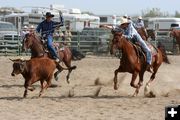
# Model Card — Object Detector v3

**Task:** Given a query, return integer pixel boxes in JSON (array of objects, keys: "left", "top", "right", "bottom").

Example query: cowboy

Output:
[
  {"left": 123, "top": 14, "right": 128, "bottom": 19},
  {"left": 136, "top": 16, "right": 144, "bottom": 28},
  {"left": 29, "top": 25, "right": 35, "bottom": 34},
  {"left": 119, "top": 17, "right": 152, "bottom": 72},
  {"left": 20, "top": 26, "right": 29, "bottom": 39},
  {"left": 64, "top": 26, "right": 72, "bottom": 46},
  {"left": 36, "top": 12, "right": 64, "bottom": 62}
]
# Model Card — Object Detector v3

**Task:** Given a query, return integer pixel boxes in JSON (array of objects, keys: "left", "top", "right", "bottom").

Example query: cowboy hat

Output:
[
  {"left": 123, "top": 14, "right": 128, "bottom": 18},
  {"left": 120, "top": 17, "right": 130, "bottom": 25},
  {"left": 45, "top": 12, "right": 54, "bottom": 17},
  {"left": 23, "top": 26, "right": 28, "bottom": 29},
  {"left": 29, "top": 25, "right": 35, "bottom": 29},
  {"left": 138, "top": 16, "right": 142, "bottom": 19}
]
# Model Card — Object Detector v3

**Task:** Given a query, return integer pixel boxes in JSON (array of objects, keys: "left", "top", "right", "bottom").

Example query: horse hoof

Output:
[
  {"left": 66, "top": 80, "right": 70, "bottom": 84},
  {"left": 39, "top": 94, "right": 42, "bottom": 97},
  {"left": 23, "top": 95, "right": 27, "bottom": 98},
  {"left": 55, "top": 77, "right": 59, "bottom": 81},
  {"left": 132, "top": 93, "right": 137, "bottom": 97},
  {"left": 114, "top": 86, "right": 118, "bottom": 90}
]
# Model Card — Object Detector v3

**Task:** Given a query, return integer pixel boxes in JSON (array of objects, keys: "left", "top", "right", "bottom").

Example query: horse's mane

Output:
[{"left": 32, "top": 33, "right": 43, "bottom": 44}]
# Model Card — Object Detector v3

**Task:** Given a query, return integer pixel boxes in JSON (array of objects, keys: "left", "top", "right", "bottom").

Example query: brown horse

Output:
[
  {"left": 137, "top": 27, "right": 148, "bottom": 41},
  {"left": 22, "top": 32, "right": 76, "bottom": 83},
  {"left": 137, "top": 27, "right": 156, "bottom": 41},
  {"left": 170, "top": 29, "right": 180, "bottom": 53},
  {"left": 147, "top": 29, "right": 156, "bottom": 40},
  {"left": 110, "top": 31, "right": 169, "bottom": 97}
]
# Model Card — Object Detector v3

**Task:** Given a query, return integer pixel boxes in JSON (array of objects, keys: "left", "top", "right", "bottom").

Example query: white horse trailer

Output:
[
  {"left": 53, "top": 13, "right": 100, "bottom": 32},
  {"left": 98, "top": 15, "right": 116, "bottom": 26},
  {"left": 148, "top": 18, "right": 180, "bottom": 31}
]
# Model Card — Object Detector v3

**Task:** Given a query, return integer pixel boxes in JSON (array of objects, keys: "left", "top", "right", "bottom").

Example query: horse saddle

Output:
[
  {"left": 40, "top": 37, "right": 65, "bottom": 52},
  {"left": 132, "top": 40, "right": 158, "bottom": 61}
]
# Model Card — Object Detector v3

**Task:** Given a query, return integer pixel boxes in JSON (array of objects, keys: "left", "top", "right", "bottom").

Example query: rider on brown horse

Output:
[
  {"left": 117, "top": 17, "right": 152, "bottom": 72},
  {"left": 135, "top": 16, "right": 145, "bottom": 28},
  {"left": 36, "top": 12, "right": 64, "bottom": 62}
]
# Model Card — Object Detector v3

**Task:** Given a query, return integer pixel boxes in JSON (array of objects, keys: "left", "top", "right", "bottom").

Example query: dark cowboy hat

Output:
[{"left": 45, "top": 12, "right": 54, "bottom": 17}]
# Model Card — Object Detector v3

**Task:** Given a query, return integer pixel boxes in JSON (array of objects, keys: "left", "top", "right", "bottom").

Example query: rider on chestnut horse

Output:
[
  {"left": 117, "top": 17, "right": 153, "bottom": 72},
  {"left": 135, "top": 16, "right": 145, "bottom": 28},
  {"left": 36, "top": 12, "right": 64, "bottom": 62}
]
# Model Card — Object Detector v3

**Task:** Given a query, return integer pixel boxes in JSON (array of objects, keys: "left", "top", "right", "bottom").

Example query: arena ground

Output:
[{"left": 0, "top": 55, "right": 179, "bottom": 120}]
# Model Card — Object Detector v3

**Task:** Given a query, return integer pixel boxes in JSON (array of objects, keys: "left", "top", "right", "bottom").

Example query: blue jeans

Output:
[
  {"left": 134, "top": 34, "right": 152, "bottom": 64},
  {"left": 47, "top": 35, "right": 58, "bottom": 59}
]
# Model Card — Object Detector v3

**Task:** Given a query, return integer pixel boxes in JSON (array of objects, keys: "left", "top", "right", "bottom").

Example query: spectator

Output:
[
  {"left": 20, "top": 26, "right": 28, "bottom": 39},
  {"left": 64, "top": 26, "right": 72, "bottom": 46}
]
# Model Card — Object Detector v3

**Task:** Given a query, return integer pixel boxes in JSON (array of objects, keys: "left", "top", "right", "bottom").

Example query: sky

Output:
[{"left": 0, "top": 0, "right": 180, "bottom": 16}]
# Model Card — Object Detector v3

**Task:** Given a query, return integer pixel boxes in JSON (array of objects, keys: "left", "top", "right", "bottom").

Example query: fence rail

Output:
[{"left": 0, "top": 29, "right": 178, "bottom": 56}]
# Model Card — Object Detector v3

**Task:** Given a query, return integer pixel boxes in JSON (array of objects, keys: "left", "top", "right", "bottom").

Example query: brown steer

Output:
[{"left": 11, "top": 57, "right": 70, "bottom": 98}]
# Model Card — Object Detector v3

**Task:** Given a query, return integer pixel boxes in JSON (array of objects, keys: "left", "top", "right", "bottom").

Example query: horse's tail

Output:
[
  {"left": 157, "top": 43, "right": 170, "bottom": 64},
  {"left": 70, "top": 48, "right": 85, "bottom": 60}
]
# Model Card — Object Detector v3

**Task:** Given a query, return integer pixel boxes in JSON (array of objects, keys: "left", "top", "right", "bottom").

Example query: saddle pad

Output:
[
  {"left": 53, "top": 42, "right": 64, "bottom": 51},
  {"left": 145, "top": 41, "right": 158, "bottom": 56}
]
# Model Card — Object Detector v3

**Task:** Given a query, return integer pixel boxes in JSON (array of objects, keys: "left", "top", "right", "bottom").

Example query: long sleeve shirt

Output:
[
  {"left": 135, "top": 20, "right": 144, "bottom": 28},
  {"left": 123, "top": 23, "right": 138, "bottom": 40},
  {"left": 36, "top": 19, "right": 64, "bottom": 37}
]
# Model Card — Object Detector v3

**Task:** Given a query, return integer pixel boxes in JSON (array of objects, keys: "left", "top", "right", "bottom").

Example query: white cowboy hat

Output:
[
  {"left": 120, "top": 17, "right": 130, "bottom": 25},
  {"left": 123, "top": 14, "right": 128, "bottom": 18},
  {"left": 138, "top": 16, "right": 142, "bottom": 19},
  {"left": 29, "top": 25, "right": 35, "bottom": 29},
  {"left": 23, "top": 26, "right": 28, "bottom": 29}
]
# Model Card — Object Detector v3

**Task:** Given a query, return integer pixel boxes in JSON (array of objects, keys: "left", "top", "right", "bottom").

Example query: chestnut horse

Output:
[
  {"left": 137, "top": 27, "right": 156, "bottom": 41},
  {"left": 170, "top": 29, "right": 180, "bottom": 53},
  {"left": 110, "top": 31, "right": 169, "bottom": 97},
  {"left": 137, "top": 27, "right": 148, "bottom": 41},
  {"left": 22, "top": 33, "right": 76, "bottom": 83}
]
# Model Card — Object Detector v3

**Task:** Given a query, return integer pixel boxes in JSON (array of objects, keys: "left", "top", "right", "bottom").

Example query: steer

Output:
[{"left": 10, "top": 57, "right": 64, "bottom": 98}]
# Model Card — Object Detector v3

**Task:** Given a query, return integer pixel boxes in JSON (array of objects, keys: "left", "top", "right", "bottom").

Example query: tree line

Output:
[{"left": 141, "top": 8, "right": 180, "bottom": 18}]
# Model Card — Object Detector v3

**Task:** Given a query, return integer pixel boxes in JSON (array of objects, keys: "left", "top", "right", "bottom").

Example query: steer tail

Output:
[{"left": 157, "top": 42, "right": 170, "bottom": 64}]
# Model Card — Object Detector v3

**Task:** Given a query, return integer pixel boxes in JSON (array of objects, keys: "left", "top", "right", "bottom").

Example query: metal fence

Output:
[
  {"left": 0, "top": 29, "right": 111, "bottom": 56},
  {"left": 0, "top": 36, "right": 21, "bottom": 56},
  {"left": 154, "top": 31, "right": 178, "bottom": 54},
  {"left": 0, "top": 29, "right": 178, "bottom": 56}
]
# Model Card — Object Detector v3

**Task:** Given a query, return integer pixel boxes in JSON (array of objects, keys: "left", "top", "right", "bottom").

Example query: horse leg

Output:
[
  {"left": 54, "top": 58, "right": 66, "bottom": 81},
  {"left": 54, "top": 70, "right": 62, "bottom": 81},
  {"left": 144, "top": 65, "right": 159, "bottom": 97},
  {"left": 64, "top": 61, "right": 73, "bottom": 84},
  {"left": 27, "top": 86, "right": 35, "bottom": 91},
  {"left": 130, "top": 72, "right": 139, "bottom": 97},
  {"left": 133, "top": 71, "right": 145, "bottom": 97},
  {"left": 66, "top": 69, "right": 72, "bottom": 84},
  {"left": 113, "top": 66, "right": 123, "bottom": 90}
]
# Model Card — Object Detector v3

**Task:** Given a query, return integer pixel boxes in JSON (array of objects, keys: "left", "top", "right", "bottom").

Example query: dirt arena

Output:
[{"left": 0, "top": 55, "right": 179, "bottom": 120}]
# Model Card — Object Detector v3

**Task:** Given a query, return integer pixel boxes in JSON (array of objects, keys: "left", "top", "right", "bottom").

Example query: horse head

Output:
[
  {"left": 147, "top": 29, "right": 156, "bottom": 40},
  {"left": 22, "top": 32, "right": 42, "bottom": 52},
  {"left": 137, "top": 27, "right": 148, "bottom": 41},
  {"left": 110, "top": 30, "right": 124, "bottom": 55},
  {"left": 22, "top": 32, "right": 35, "bottom": 52}
]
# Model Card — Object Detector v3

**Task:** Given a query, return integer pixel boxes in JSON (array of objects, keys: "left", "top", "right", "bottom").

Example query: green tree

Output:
[
  {"left": 175, "top": 11, "right": 180, "bottom": 18},
  {"left": 141, "top": 8, "right": 169, "bottom": 17}
]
